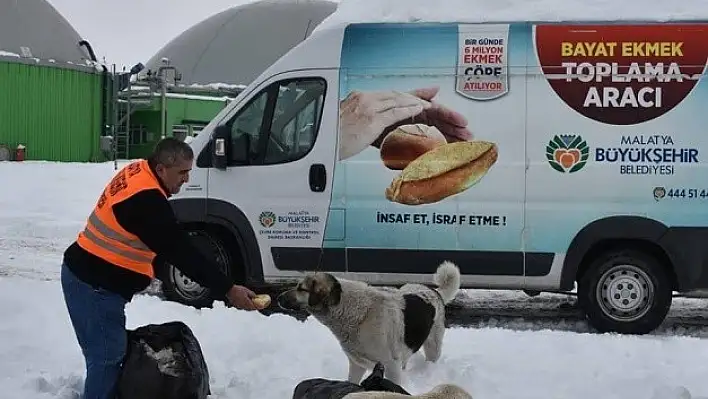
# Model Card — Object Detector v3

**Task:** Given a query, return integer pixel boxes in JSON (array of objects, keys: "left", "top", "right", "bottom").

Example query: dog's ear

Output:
[
  {"left": 307, "top": 275, "right": 328, "bottom": 308},
  {"left": 360, "top": 362, "right": 410, "bottom": 395},
  {"left": 307, "top": 289, "right": 323, "bottom": 308},
  {"left": 359, "top": 368, "right": 382, "bottom": 390},
  {"left": 324, "top": 274, "right": 342, "bottom": 307},
  {"left": 373, "top": 362, "right": 385, "bottom": 376}
]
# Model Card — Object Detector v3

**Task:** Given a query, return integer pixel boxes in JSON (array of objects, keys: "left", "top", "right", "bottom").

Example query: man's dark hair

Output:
[{"left": 147, "top": 137, "right": 194, "bottom": 168}]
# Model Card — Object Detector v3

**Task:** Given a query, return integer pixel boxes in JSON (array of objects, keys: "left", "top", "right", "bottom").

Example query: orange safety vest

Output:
[{"left": 76, "top": 159, "right": 168, "bottom": 278}]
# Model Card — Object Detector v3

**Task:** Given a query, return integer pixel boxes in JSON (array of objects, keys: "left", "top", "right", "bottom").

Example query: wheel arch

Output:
[
  {"left": 169, "top": 197, "right": 264, "bottom": 285},
  {"left": 559, "top": 216, "right": 680, "bottom": 291}
]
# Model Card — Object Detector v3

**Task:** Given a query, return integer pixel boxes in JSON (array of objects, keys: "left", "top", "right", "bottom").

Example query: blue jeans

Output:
[{"left": 61, "top": 262, "right": 127, "bottom": 399}]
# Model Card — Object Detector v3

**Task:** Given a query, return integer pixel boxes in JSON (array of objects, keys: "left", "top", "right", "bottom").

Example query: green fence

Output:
[{"left": 0, "top": 59, "right": 104, "bottom": 162}]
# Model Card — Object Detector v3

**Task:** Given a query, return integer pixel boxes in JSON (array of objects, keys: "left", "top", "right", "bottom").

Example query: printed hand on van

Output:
[
  {"left": 400, "top": 87, "right": 472, "bottom": 143},
  {"left": 338, "top": 87, "right": 473, "bottom": 160}
]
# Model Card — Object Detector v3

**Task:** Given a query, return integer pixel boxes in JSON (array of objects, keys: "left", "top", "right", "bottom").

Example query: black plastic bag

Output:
[
  {"left": 359, "top": 363, "right": 410, "bottom": 395},
  {"left": 292, "top": 362, "right": 410, "bottom": 399},
  {"left": 116, "top": 321, "right": 211, "bottom": 399}
]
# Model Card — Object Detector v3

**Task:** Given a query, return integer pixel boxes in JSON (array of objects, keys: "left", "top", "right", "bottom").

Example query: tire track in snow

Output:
[{"left": 4, "top": 264, "right": 708, "bottom": 337}]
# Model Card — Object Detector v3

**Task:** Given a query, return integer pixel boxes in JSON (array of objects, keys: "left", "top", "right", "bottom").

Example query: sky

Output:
[
  {"left": 44, "top": 0, "right": 704, "bottom": 70},
  {"left": 45, "top": 0, "right": 261, "bottom": 68}
]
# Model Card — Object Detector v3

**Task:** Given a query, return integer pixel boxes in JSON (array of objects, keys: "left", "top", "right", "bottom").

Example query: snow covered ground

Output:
[{"left": 2, "top": 160, "right": 708, "bottom": 399}]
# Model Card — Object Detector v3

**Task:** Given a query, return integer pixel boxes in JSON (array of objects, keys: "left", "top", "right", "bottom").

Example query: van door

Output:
[{"left": 205, "top": 69, "right": 339, "bottom": 281}]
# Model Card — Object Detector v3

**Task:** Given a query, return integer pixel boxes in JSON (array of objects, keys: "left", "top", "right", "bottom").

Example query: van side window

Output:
[
  {"left": 228, "top": 90, "right": 269, "bottom": 164},
  {"left": 220, "top": 77, "right": 326, "bottom": 167},
  {"left": 263, "top": 78, "right": 326, "bottom": 164}
]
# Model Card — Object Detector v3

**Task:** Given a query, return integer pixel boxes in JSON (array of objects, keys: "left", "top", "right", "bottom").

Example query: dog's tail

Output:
[{"left": 433, "top": 260, "right": 461, "bottom": 304}]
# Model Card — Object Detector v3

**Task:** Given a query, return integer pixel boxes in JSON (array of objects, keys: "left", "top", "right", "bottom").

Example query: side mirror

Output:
[
  {"left": 212, "top": 125, "right": 230, "bottom": 170},
  {"left": 231, "top": 132, "right": 252, "bottom": 165}
]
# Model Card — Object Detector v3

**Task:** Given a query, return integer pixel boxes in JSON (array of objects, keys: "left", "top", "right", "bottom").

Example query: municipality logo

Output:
[
  {"left": 258, "top": 211, "right": 276, "bottom": 228},
  {"left": 546, "top": 134, "right": 589, "bottom": 173}
]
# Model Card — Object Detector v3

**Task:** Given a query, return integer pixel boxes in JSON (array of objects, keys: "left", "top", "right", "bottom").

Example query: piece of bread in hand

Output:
[
  {"left": 385, "top": 140, "right": 498, "bottom": 205},
  {"left": 252, "top": 294, "right": 271, "bottom": 309},
  {"left": 380, "top": 124, "right": 447, "bottom": 170}
]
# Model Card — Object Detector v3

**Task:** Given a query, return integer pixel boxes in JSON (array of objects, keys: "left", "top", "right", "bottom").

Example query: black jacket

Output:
[{"left": 63, "top": 171, "right": 233, "bottom": 301}]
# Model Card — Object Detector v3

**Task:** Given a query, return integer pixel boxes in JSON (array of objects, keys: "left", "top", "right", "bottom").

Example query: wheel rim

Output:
[
  {"left": 168, "top": 231, "right": 230, "bottom": 301},
  {"left": 171, "top": 267, "right": 209, "bottom": 299},
  {"left": 596, "top": 263, "right": 654, "bottom": 322}
]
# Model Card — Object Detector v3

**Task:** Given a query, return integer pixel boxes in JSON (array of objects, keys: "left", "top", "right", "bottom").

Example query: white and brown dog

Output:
[{"left": 277, "top": 261, "right": 461, "bottom": 386}]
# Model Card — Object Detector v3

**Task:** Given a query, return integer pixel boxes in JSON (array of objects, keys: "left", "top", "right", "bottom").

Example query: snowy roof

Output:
[
  {"left": 0, "top": 0, "right": 91, "bottom": 66},
  {"left": 138, "top": 0, "right": 338, "bottom": 86},
  {"left": 314, "top": 0, "right": 708, "bottom": 32}
]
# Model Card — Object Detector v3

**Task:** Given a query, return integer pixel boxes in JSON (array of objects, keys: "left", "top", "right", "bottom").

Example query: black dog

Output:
[{"left": 292, "top": 363, "right": 410, "bottom": 399}]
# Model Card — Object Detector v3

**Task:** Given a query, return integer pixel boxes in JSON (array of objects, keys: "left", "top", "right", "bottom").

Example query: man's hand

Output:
[{"left": 226, "top": 285, "right": 258, "bottom": 311}]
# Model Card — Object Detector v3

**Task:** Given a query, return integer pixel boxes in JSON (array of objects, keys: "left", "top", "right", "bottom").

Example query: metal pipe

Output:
[
  {"left": 156, "top": 62, "right": 178, "bottom": 139},
  {"left": 78, "top": 40, "right": 98, "bottom": 62},
  {"left": 112, "top": 64, "right": 118, "bottom": 171},
  {"left": 161, "top": 80, "right": 166, "bottom": 139},
  {"left": 126, "top": 76, "right": 131, "bottom": 159}
]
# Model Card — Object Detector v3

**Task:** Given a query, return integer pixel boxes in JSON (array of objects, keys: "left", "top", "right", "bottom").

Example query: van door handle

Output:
[{"left": 309, "top": 163, "right": 326, "bottom": 192}]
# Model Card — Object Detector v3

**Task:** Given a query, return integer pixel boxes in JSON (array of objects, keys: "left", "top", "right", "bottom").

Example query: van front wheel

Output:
[
  {"left": 577, "top": 249, "right": 672, "bottom": 335},
  {"left": 159, "top": 229, "right": 232, "bottom": 309}
]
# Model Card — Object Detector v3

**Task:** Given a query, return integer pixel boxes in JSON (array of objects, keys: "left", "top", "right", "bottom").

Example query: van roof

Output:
[
  {"left": 315, "top": 0, "right": 708, "bottom": 32},
  {"left": 257, "top": 17, "right": 708, "bottom": 79}
]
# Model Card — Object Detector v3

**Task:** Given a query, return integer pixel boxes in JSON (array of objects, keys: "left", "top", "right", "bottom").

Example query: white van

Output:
[{"left": 162, "top": 20, "right": 708, "bottom": 335}]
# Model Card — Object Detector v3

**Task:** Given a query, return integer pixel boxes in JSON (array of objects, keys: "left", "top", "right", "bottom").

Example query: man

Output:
[{"left": 60, "top": 137, "right": 259, "bottom": 399}]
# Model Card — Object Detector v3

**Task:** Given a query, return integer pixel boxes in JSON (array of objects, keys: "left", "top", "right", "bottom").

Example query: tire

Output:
[
  {"left": 577, "top": 249, "right": 672, "bottom": 335},
  {"left": 159, "top": 229, "right": 233, "bottom": 309}
]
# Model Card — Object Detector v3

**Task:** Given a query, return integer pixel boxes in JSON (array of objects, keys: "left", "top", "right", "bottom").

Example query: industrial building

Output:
[
  {"left": 0, "top": 0, "right": 104, "bottom": 162},
  {"left": 0, "top": 0, "right": 338, "bottom": 162}
]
